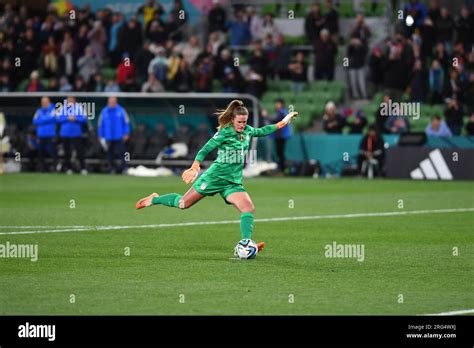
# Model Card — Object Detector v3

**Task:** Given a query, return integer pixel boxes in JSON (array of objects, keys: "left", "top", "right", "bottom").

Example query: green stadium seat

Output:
[
  {"left": 262, "top": 3, "right": 278, "bottom": 16},
  {"left": 101, "top": 67, "right": 116, "bottom": 81},
  {"left": 338, "top": 2, "right": 355, "bottom": 17},
  {"left": 16, "top": 79, "right": 29, "bottom": 92}
]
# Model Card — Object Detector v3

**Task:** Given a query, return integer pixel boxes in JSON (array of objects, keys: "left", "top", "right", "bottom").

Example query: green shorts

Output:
[{"left": 193, "top": 173, "right": 246, "bottom": 204}]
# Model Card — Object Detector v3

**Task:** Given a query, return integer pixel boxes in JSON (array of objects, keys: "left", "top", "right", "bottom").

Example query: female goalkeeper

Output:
[{"left": 135, "top": 100, "right": 297, "bottom": 253}]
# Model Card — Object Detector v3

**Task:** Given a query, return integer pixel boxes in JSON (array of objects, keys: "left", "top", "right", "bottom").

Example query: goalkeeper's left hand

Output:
[
  {"left": 182, "top": 160, "right": 200, "bottom": 184},
  {"left": 276, "top": 111, "right": 298, "bottom": 129}
]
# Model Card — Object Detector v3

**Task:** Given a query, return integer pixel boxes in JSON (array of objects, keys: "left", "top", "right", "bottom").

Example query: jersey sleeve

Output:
[
  {"left": 194, "top": 130, "right": 226, "bottom": 162},
  {"left": 248, "top": 124, "right": 277, "bottom": 137}
]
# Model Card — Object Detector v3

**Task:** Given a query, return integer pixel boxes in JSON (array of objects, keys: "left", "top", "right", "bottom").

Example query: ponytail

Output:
[{"left": 215, "top": 100, "right": 249, "bottom": 130}]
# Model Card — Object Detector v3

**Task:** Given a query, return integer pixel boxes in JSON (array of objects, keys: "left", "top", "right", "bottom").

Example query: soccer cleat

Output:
[
  {"left": 256, "top": 242, "right": 265, "bottom": 252},
  {"left": 135, "top": 193, "right": 159, "bottom": 209}
]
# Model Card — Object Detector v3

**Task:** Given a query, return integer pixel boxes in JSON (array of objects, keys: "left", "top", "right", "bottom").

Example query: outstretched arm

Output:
[{"left": 251, "top": 111, "right": 298, "bottom": 137}]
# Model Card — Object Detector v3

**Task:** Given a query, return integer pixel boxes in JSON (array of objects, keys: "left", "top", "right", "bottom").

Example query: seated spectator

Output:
[
  {"left": 91, "top": 73, "right": 105, "bottom": 92},
  {"left": 179, "top": 35, "right": 201, "bottom": 66},
  {"left": 104, "top": 79, "right": 120, "bottom": 92},
  {"left": 246, "top": 67, "right": 265, "bottom": 98},
  {"left": 117, "top": 52, "right": 138, "bottom": 92},
  {"left": 194, "top": 56, "right": 213, "bottom": 92},
  {"left": 222, "top": 66, "right": 245, "bottom": 93},
  {"left": 357, "top": 125, "right": 385, "bottom": 177},
  {"left": 346, "top": 109, "right": 368, "bottom": 134},
  {"left": 25, "top": 70, "right": 45, "bottom": 92},
  {"left": 465, "top": 112, "right": 474, "bottom": 136},
  {"left": 444, "top": 98, "right": 464, "bottom": 135},
  {"left": 142, "top": 73, "right": 164, "bottom": 92},
  {"left": 0, "top": 59, "right": 15, "bottom": 91},
  {"left": 288, "top": 51, "right": 307, "bottom": 94},
  {"left": 147, "top": 20, "right": 167, "bottom": 46},
  {"left": 444, "top": 69, "right": 466, "bottom": 103},
  {"left": 148, "top": 46, "right": 169, "bottom": 85},
  {"left": 384, "top": 115, "right": 409, "bottom": 134},
  {"left": 59, "top": 76, "right": 73, "bottom": 92},
  {"left": 425, "top": 115, "right": 452, "bottom": 137},
  {"left": 172, "top": 59, "right": 193, "bottom": 92},
  {"left": 73, "top": 75, "right": 87, "bottom": 91},
  {"left": 47, "top": 78, "right": 58, "bottom": 91},
  {"left": 323, "top": 101, "right": 345, "bottom": 133},
  {"left": 0, "top": 73, "right": 11, "bottom": 92}
]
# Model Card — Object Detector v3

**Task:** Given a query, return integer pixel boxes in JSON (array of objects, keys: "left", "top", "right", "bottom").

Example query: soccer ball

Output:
[{"left": 234, "top": 239, "right": 258, "bottom": 259}]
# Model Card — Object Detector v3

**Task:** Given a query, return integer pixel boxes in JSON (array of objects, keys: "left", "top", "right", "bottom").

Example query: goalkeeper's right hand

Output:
[
  {"left": 182, "top": 160, "right": 200, "bottom": 184},
  {"left": 276, "top": 111, "right": 298, "bottom": 129}
]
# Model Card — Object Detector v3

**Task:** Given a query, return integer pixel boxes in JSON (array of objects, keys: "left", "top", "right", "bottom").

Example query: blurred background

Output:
[{"left": 0, "top": 0, "right": 472, "bottom": 179}]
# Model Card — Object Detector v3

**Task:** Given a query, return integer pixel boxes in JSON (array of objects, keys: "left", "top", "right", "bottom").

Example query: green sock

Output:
[
  {"left": 240, "top": 212, "right": 254, "bottom": 239},
  {"left": 151, "top": 193, "right": 182, "bottom": 208}
]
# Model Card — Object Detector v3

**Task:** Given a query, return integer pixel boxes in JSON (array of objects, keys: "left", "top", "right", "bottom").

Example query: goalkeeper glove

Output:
[
  {"left": 182, "top": 160, "right": 200, "bottom": 184},
  {"left": 276, "top": 111, "right": 298, "bottom": 129}
]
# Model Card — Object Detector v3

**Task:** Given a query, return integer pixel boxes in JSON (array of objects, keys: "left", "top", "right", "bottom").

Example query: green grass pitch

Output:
[{"left": 0, "top": 174, "right": 472, "bottom": 315}]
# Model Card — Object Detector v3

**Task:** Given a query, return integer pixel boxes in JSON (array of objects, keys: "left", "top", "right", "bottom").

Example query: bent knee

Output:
[{"left": 241, "top": 204, "right": 255, "bottom": 214}]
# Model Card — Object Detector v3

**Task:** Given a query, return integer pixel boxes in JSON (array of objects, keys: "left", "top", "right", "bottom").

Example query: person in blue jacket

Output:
[
  {"left": 32, "top": 96, "right": 58, "bottom": 172},
  {"left": 98, "top": 96, "right": 130, "bottom": 174},
  {"left": 58, "top": 96, "right": 88, "bottom": 174},
  {"left": 266, "top": 98, "right": 292, "bottom": 173}
]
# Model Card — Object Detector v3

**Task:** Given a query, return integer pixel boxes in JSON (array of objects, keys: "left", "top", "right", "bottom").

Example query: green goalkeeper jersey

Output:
[{"left": 195, "top": 124, "right": 277, "bottom": 184}]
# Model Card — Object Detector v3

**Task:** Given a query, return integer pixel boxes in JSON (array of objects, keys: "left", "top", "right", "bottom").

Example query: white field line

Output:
[
  {"left": 0, "top": 226, "right": 91, "bottom": 229},
  {"left": 0, "top": 207, "right": 472, "bottom": 236},
  {"left": 422, "top": 309, "right": 474, "bottom": 316}
]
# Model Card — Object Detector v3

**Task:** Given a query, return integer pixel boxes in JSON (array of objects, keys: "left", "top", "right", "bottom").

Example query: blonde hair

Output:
[{"left": 215, "top": 100, "right": 249, "bottom": 130}]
